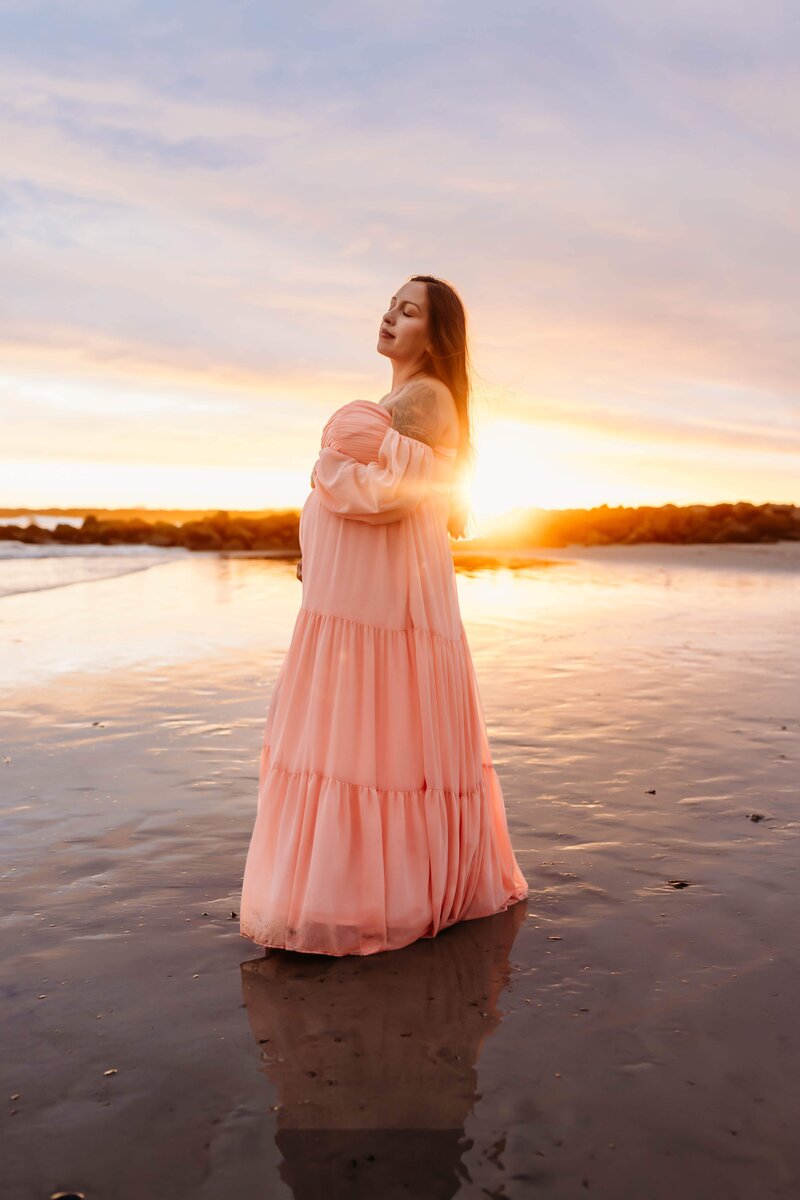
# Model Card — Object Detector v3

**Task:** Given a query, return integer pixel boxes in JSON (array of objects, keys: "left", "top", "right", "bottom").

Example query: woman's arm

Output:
[{"left": 310, "top": 388, "right": 440, "bottom": 524}]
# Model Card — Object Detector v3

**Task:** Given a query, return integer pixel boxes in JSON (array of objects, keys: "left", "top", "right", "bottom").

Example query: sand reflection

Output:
[{"left": 240, "top": 898, "right": 528, "bottom": 1198}]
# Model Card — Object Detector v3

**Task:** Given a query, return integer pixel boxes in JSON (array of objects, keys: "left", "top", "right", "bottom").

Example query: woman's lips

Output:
[{"left": 380, "top": 328, "right": 395, "bottom": 338}]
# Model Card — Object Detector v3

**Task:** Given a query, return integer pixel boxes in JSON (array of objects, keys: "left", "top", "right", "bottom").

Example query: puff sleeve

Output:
[{"left": 311, "top": 427, "right": 435, "bottom": 525}]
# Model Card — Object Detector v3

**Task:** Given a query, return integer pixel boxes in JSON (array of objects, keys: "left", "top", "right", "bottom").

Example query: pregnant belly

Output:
[
  {"left": 298, "top": 488, "right": 460, "bottom": 641},
  {"left": 298, "top": 489, "right": 411, "bottom": 625},
  {"left": 299, "top": 488, "right": 319, "bottom": 557}
]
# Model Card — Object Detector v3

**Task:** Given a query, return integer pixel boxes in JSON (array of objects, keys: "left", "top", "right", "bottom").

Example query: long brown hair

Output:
[{"left": 409, "top": 273, "right": 477, "bottom": 540}]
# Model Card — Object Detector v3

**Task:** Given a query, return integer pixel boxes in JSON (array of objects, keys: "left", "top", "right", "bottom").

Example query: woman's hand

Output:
[{"left": 297, "top": 469, "right": 314, "bottom": 581}]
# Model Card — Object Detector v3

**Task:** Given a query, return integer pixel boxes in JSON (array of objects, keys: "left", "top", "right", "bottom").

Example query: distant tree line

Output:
[{"left": 1, "top": 501, "right": 798, "bottom": 552}]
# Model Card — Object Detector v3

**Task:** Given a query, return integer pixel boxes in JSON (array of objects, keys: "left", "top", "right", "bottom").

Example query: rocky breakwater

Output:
[{"left": 1, "top": 501, "right": 798, "bottom": 553}]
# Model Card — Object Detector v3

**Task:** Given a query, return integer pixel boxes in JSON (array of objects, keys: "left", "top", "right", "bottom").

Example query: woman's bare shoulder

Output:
[{"left": 380, "top": 377, "right": 459, "bottom": 447}]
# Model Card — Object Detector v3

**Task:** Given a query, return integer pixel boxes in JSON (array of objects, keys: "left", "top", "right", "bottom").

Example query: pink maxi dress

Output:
[{"left": 239, "top": 398, "right": 529, "bottom": 956}]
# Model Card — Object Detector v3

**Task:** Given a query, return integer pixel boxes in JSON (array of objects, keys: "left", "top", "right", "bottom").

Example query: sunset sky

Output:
[{"left": 1, "top": 0, "right": 798, "bottom": 525}]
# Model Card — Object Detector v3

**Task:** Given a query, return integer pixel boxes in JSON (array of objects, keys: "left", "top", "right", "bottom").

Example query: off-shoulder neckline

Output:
[{"left": 358, "top": 399, "right": 458, "bottom": 457}]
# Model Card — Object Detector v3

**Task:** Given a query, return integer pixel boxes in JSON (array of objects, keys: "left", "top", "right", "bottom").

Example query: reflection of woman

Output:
[
  {"left": 239, "top": 274, "right": 528, "bottom": 956},
  {"left": 241, "top": 899, "right": 528, "bottom": 1198}
]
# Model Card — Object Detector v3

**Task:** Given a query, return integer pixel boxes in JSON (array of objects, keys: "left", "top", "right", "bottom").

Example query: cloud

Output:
[{"left": 0, "top": 0, "right": 798, "bottom": 504}]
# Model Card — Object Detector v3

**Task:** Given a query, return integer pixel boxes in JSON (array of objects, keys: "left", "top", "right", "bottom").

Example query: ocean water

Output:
[
  {"left": 0, "top": 539, "right": 190, "bottom": 599},
  {"left": 1, "top": 513, "right": 85, "bottom": 531}
]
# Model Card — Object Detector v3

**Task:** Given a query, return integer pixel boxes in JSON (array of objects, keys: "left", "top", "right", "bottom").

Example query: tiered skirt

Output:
[{"left": 240, "top": 606, "right": 529, "bottom": 957}]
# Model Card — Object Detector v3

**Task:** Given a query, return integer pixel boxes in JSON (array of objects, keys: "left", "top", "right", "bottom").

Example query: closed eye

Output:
[{"left": 388, "top": 302, "right": 418, "bottom": 318}]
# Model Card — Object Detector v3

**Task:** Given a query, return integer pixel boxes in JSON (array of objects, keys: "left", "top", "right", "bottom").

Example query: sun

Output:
[{"left": 464, "top": 417, "right": 614, "bottom": 526}]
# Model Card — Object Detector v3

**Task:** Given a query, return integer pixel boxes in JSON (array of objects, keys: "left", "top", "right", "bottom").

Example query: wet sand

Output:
[{"left": 2, "top": 542, "right": 798, "bottom": 1198}]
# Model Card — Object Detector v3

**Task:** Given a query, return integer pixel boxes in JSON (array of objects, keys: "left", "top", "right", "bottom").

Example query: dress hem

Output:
[
  {"left": 238, "top": 887, "right": 529, "bottom": 958},
  {"left": 240, "top": 754, "right": 531, "bottom": 956}
]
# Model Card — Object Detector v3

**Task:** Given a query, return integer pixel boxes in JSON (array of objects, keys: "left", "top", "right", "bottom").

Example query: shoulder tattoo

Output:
[{"left": 390, "top": 381, "right": 441, "bottom": 448}]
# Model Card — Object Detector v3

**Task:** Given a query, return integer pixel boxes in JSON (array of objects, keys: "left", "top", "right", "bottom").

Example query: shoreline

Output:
[{"left": 219, "top": 539, "right": 800, "bottom": 572}]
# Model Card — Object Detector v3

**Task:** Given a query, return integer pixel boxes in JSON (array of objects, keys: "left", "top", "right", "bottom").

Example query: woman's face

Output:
[{"left": 377, "top": 281, "right": 430, "bottom": 362}]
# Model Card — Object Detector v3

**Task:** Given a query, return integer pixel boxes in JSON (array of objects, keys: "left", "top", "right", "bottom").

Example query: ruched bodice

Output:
[
  {"left": 321, "top": 398, "right": 457, "bottom": 469},
  {"left": 323, "top": 400, "right": 397, "bottom": 461}
]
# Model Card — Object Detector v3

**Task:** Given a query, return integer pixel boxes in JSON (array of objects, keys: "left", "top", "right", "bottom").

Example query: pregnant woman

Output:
[{"left": 240, "top": 273, "right": 529, "bottom": 956}]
